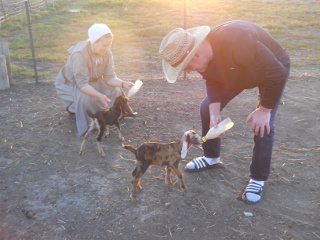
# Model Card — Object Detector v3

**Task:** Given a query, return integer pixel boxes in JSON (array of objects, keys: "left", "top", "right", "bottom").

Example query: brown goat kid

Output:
[
  {"left": 123, "top": 130, "right": 202, "bottom": 201},
  {"left": 79, "top": 96, "right": 128, "bottom": 157}
]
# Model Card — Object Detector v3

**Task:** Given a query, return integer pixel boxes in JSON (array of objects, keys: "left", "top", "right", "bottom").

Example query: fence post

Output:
[
  {"left": 25, "top": 0, "right": 38, "bottom": 83},
  {"left": 0, "top": 38, "right": 13, "bottom": 85},
  {"left": 0, "top": 0, "right": 6, "bottom": 17},
  {"left": 0, "top": 55, "right": 10, "bottom": 90}
]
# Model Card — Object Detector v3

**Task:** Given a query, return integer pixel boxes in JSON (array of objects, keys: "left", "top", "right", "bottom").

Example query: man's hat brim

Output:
[{"left": 162, "top": 26, "right": 210, "bottom": 83}]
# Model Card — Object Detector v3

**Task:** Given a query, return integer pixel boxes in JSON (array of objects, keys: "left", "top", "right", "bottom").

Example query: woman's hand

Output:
[
  {"left": 107, "top": 78, "right": 134, "bottom": 90},
  {"left": 246, "top": 106, "right": 271, "bottom": 137},
  {"left": 80, "top": 85, "right": 110, "bottom": 109},
  {"left": 122, "top": 81, "right": 134, "bottom": 90},
  {"left": 98, "top": 94, "right": 111, "bottom": 109}
]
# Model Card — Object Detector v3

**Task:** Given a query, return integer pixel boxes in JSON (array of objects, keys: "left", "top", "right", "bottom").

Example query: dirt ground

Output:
[{"left": 0, "top": 61, "right": 319, "bottom": 239}]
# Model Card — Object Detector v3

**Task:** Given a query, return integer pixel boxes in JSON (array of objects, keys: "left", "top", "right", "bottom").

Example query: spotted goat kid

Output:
[{"left": 123, "top": 130, "right": 202, "bottom": 201}]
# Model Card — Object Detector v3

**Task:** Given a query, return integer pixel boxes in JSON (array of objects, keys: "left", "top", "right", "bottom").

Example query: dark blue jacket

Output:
[{"left": 200, "top": 20, "right": 290, "bottom": 109}]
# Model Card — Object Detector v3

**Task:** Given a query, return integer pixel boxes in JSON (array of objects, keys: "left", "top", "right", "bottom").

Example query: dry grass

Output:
[{"left": 2, "top": 0, "right": 320, "bottom": 78}]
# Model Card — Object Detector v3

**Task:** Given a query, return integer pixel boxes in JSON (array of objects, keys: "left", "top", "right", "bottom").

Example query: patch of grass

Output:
[
  {"left": 3, "top": 0, "right": 320, "bottom": 79},
  {"left": 11, "top": 64, "right": 50, "bottom": 79},
  {"left": 292, "top": 31, "right": 320, "bottom": 40},
  {"left": 11, "top": 64, "right": 34, "bottom": 78},
  {"left": 0, "top": 0, "right": 69, "bottom": 38},
  {"left": 284, "top": 40, "right": 320, "bottom": 52}
]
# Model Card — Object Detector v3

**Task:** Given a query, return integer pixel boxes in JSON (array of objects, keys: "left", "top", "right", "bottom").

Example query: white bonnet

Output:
[{"left": 88, "top": 23, "right": 112, "bottom": 44}]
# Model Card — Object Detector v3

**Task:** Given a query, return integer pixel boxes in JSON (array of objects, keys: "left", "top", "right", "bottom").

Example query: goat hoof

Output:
[
  {"left": 98, "top": 148, "right": 106, "bottom": 157},
  {"left": 130, "top": 194, "right": 137, "bottom": 202},
  {"left": 181, "top": 186, "right": 188, "bottom": 192},
  {"left": 132, "top": 186, "right": 142, "bottom": 193},
  {"left": 165, "top": 180, "right": 173, "bottom": 185}
]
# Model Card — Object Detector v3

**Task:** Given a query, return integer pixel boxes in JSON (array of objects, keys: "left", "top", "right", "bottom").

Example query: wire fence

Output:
[{"left": 0, "top": 0, "right": 55, "bottom": 22}]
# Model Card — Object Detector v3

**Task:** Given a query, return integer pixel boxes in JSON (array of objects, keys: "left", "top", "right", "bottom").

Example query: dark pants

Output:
[{"left": 200, "top": 76, "right": 289, "bottom": 181}]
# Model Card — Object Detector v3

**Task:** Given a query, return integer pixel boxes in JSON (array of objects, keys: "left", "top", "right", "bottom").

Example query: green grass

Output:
[
  {"left": 2, "top": 0, "right": 320, "bottom": 78},
  {"left": 11, "top": 64, "right": 51, "bottom": 79}
]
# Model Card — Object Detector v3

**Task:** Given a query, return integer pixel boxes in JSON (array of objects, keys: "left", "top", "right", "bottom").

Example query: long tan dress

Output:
[{"left": 55, "top": 41, "right": 122, "bottom": 137}]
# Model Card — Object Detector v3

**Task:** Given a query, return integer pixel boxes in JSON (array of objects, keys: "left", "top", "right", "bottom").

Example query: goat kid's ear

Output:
[
  {"left": 186, "top": 134, "right": 191, "bottom": 142},
  {"left": 181, "top": 141, "right": 188, "bottom": 159}
]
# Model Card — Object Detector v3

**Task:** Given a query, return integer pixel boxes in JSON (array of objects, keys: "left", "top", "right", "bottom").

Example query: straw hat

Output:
[
  {"left": 88, "top": 23, "right": 112, "bottom": 44},
  {"left": 159, "top": 26, "right": 210, "bottom": 83}
]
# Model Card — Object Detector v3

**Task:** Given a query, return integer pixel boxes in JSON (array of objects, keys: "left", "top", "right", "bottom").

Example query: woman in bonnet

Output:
[{"left": 55, "top": 23, "right": 136, "bottom": 137}]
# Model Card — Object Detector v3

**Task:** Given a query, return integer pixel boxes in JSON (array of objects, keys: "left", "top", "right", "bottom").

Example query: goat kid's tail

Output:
[{"left": 122, "top": 144, "right": 137, "bottom": 156}]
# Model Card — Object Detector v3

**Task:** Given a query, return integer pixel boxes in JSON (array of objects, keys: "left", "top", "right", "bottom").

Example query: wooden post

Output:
[
  {"left": 0, "top": 38, "right": 13, "bottom": 85},
  {"left": 25, "top": 0, "right": 38, "bottom": 83},
  {"left": 0, "top": 55, "right": 10, "bottom": 90}
]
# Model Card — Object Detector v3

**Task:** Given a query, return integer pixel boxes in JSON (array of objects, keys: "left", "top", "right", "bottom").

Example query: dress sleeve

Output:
[
  {"left": 71, "top": 52, "right": 91, "bottom": 89},
  {"left": 103, "top": 50, "right": 117, "bottom": 83}
]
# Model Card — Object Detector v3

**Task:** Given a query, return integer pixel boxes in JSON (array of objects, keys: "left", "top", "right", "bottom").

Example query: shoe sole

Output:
[
  {"left": 184, "top": 162, "right": 223, "bottom": 173},
  {"left": 241, "top": 192, "right": 263, "bottom": 205}
]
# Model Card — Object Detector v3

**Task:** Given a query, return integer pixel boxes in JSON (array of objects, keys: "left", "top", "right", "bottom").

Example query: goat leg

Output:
[
  {"left": 79, "top": 123, "right": 95, "bottom": 155},
  {"left": 131, "top": 167, "right": 137, "bottom": 177},
  {"left": 131, "top": 177, "right": 143, "bottom": 193},
  {"left": 130, "top": 182, "right": 141, "bottom": 203},
  {"left": 130, "top": 164, "right": 148, "bottom": 201},
  {"left": 115, "top": 122, "right": 124, "bottom": 141},
  {"left": 171, "top": 166, "right": 188, "bottom": 191},
  {"left": 97, "top": 141, "right": 106, "bottom": 157},
  {"left": 79, "top": 139, "right": 87, "bottom": 155},
  {"left": 130, "top": 179, "right": 141, "bottom": 203},
  {"left": 130, "top": 192, "right": 137, "bottom": 202},
  {"left": 95, "top": 121, "right": 106, "bottom": 156},
  {"left": 105, "top": 125, "right": 110, "bottom": 138},
  {"left": 165, "top": 166, "right": 173, "bottom": 185}
]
